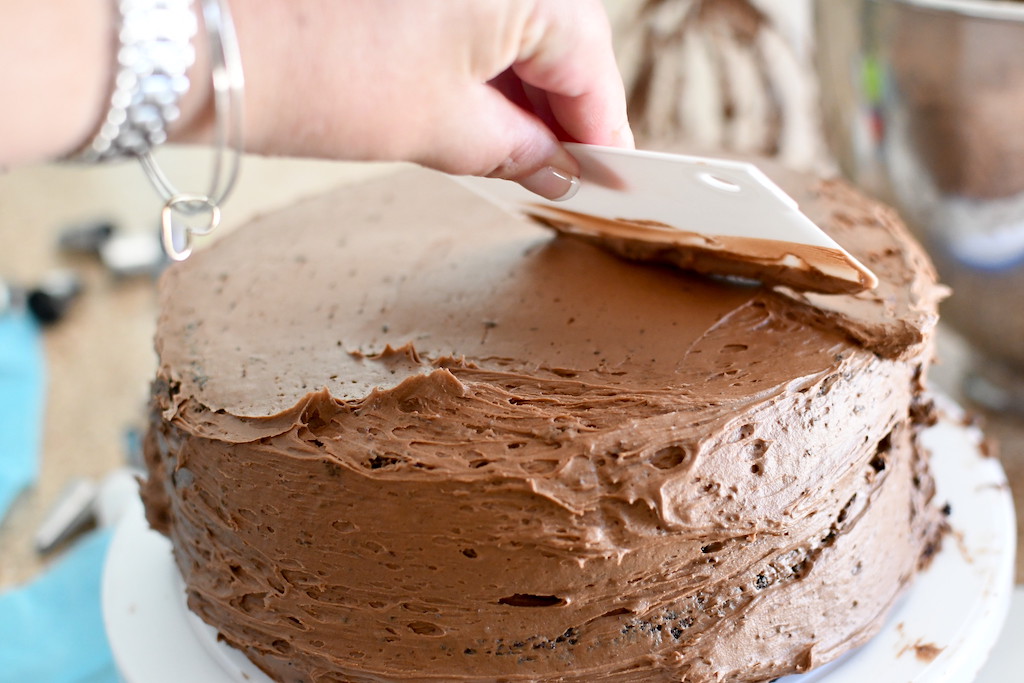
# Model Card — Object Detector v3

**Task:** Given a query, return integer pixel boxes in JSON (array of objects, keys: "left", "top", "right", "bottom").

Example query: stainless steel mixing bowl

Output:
[{"left": 815, "top": 0, "right": 1024, "bottom": 411}]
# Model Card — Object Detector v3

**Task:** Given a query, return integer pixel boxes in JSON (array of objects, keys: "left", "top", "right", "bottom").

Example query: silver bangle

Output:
[
  {"left": 77, "top": 0, "right": 198, "bottom": 162},
  {"left": 152, "top": 0, "right": 244, "bottom": 261},
  {"left": 77, "top": 0, "right": 243, "bottom": 262}
]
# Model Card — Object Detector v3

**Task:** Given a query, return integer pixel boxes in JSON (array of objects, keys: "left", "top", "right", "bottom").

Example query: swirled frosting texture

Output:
[{"left": 142, "top": 167, "right": 946, "bottom": 682}]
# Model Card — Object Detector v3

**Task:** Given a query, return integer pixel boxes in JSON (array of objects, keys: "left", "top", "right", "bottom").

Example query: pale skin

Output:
[{"left": 0, "top": 0, "right": 634, "bottom": 199}]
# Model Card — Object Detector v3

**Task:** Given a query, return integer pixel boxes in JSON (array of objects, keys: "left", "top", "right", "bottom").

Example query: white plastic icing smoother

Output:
[{"left": 457, "top": 143, "right": 878, "bottom": 293}]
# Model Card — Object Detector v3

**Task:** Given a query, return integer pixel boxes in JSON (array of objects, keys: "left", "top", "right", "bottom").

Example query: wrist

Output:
[
  {"left": 0, "top": 0, "right": 114, "bottom": 165},
  {"left": 219, "top": 0, "right": 285, "bottom": 155},
  {"left": 168, "top": 2, "right": 214, "bottom": 144},
  {"left": 69, "top": 0, "right": 118, "bottom": 158}
]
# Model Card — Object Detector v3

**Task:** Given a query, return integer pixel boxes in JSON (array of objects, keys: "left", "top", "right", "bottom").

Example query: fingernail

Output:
[
  {"left": 614, "top": 123, "right": 636, "bottom": 149},
  {"left": 519, "top": 167, "right": 580, "bottom": 201}
]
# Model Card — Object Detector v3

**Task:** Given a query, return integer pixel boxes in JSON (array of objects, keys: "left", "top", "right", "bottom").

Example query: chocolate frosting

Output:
[
  {"left": 142, "top": 167, "right": 946, "bottom": 682},
  {"left": 524, "top": 204, "right": 878, "bottom": 295}
]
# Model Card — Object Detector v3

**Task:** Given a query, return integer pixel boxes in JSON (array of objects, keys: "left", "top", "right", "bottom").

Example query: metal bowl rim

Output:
[{"left": 888, "top": 0, "right": 1024, "bottom": 22}]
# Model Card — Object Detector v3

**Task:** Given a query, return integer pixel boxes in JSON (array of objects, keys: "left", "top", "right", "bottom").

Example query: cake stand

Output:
[{"left": 102, "top": 405, "right": 1016, "bottom": 683}]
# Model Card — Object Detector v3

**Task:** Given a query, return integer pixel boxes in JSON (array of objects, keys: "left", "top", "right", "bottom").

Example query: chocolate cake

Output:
[{"left": 142, "top": 164, "right": 946, "bottom": 682}]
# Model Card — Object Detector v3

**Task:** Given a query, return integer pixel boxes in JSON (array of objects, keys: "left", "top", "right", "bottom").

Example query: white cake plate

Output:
[{"left": 103, "top": 406, "right": 1016, "bottom": 683}]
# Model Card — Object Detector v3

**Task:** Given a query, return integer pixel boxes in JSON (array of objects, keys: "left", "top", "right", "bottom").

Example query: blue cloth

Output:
[
  {"left": 0, "top": 529, "right": 117, "bottom": 683},
  {"left": 0, "top": 310, "right": 45, "bottom": 522},
  {"left": 0, "top": 314, "right": 116, "bottom": 682}
]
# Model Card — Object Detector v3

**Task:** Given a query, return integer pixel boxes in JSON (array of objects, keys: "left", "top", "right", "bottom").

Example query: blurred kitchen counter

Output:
[{"left": 0, "top": 151, "right": 1021, "bottom": 590}]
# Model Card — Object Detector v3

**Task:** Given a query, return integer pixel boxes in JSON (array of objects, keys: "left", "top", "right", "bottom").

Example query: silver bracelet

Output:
[
  {"left": 152, "top": 0, "right": 244, "bottom": 261},
  {"left": 76, "top": 0, "right": 197, "bottom": 162},
  {"left": 77, "top": 0, "right": 244, "bottom": 262}
]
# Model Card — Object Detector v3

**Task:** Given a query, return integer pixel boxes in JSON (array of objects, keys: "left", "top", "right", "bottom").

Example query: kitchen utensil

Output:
[{"left": 457, "top": 143, "right": 877, "bottom": 295}]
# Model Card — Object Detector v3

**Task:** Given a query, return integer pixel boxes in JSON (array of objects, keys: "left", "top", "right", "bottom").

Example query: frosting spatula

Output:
[{"left": 457, "top": 143, "right": 877, "bottom": 295}]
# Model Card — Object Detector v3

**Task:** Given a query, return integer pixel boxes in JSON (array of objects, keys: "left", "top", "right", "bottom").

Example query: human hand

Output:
[{"left": 217, "top": 0, "right": 634, "bottom": 199}]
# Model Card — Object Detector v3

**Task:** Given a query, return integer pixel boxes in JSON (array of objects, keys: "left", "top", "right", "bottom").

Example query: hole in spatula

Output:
[{"left": 698, "top": 173, "right": 742, "bottom": 193}]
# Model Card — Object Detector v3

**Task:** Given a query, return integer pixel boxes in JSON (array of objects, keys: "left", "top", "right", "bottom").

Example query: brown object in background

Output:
[
  {"left": 927, "top": 241, "right": 1024, "bottom": 377},
  {"left": 882, "top": 4, "right": 1024, "bottom": 373},
  {"left": 815, "top": 0, "right": 1024, "bottom": 387},
  {"left": 887, "top": 5, "right": 1024, "bottom": 199}
]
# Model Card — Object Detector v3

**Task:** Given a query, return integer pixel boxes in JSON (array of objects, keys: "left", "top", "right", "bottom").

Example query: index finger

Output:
[{"left": 512, "top": 0, "right": 634, "bottom": 149}]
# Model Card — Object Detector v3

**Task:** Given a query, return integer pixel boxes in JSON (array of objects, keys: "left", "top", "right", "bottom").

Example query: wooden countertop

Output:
[{"left": 0, "top": 153, "right": 1021, "bottom": 590}]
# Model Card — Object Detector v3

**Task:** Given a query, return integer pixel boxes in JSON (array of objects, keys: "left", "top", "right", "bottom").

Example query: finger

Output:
[
  {"left": 414, "top": 85, "right": 581, "bottom": 201},
  {"left": 521, "top": 82, "right": 571, "bottom": 142},
  {"left": 488, "top": 68, "right": 533, "bottom": 115},
  {"left": 513, "top": 0, "right": 634, "bottom": 149},
  {"left": 490, "top": 70, "right": 571, "bottom": 143}
]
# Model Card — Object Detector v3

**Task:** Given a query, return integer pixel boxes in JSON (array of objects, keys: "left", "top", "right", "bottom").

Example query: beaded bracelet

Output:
[{"left": 76, "top": 0, "right": 243, "bottom": 262}]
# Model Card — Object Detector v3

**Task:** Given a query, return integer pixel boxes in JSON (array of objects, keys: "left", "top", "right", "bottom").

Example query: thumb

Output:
[{"left": 420, "top": 85, "right": 581, "bottom": 201}]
